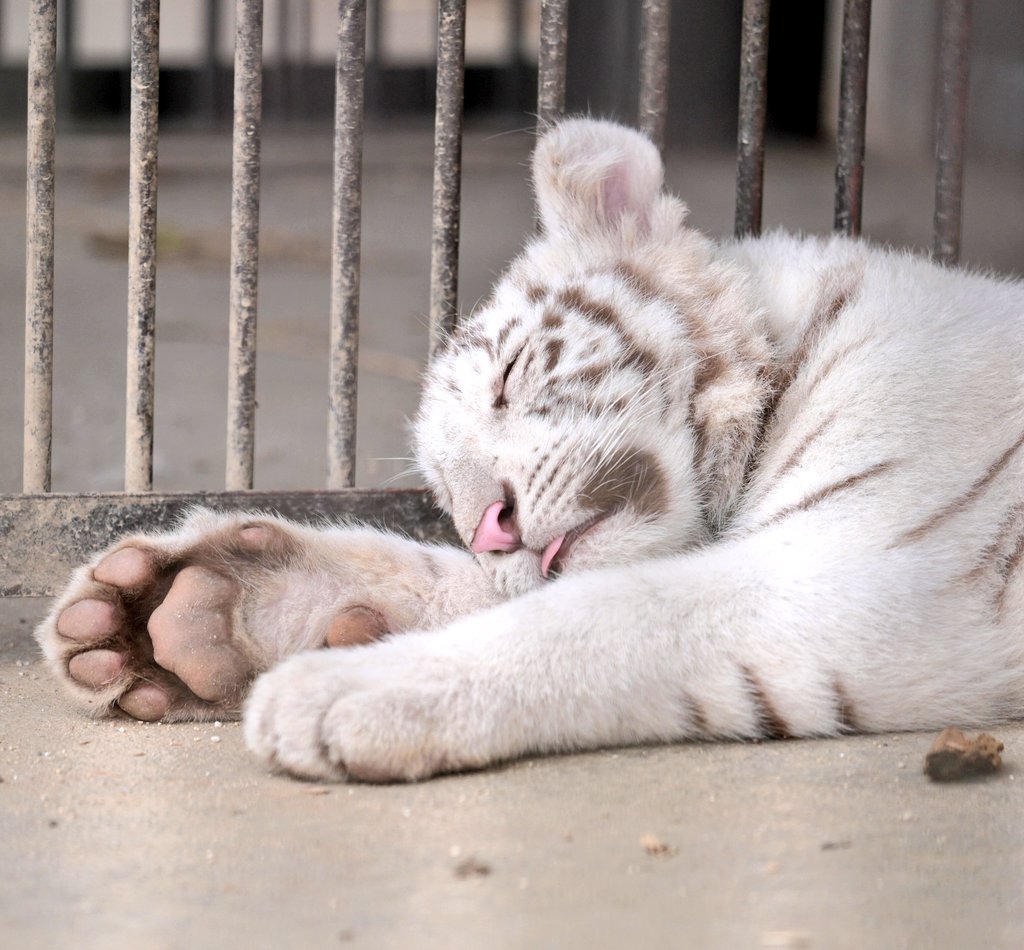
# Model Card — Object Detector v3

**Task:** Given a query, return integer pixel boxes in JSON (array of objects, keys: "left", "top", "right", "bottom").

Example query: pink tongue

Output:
[{"left": 540, "top": 535, "right": 566, "bottom": 577}]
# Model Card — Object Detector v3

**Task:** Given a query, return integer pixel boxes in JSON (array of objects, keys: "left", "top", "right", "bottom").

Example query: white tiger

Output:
[{"left": 37, "top": 118, "right": 1024, "bottom": 782}]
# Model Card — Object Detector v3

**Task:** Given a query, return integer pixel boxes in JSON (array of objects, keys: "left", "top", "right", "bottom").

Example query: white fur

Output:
[{"left": 38, "top": 120, "right": 1024, "bottom": 781}]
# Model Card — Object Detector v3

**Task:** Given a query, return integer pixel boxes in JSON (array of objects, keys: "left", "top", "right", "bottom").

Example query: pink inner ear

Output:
[{"left": 602, "top": 170, "right": 631, "bottom": 222}]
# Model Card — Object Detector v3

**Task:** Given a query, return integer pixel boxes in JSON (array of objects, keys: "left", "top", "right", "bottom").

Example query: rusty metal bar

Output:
[
  {"left": 226, "top": 0, "right": 264, "bottom": 490},
  {"left": 24, "top": 0, "right": 57, "bottom": 494},
  {"left": 0, "top": 489, "right": 456, "bottom": 597},
  {"left": 735, "top": 0, "right": 770, "bottom": 237},
  {"left": 537, "top": 0, "right": 568, "bottom": 126},
  {"left": 933, "top": 0, "right": 973, "bottom": 266},
  {"left": 427, "top": 0, "right": 466, "bottom": 358},
  {"left": 125, "top": 0, "right": 160, "bottom": 492},
  {"left": 327, "top": 0, "right": 367, "bottom": 489},
  {"left": 638, "top": 0, "right": 671, "bottom": 154},
  {"left": 834, "top": 0, "right": 872, "bottom": 236}
]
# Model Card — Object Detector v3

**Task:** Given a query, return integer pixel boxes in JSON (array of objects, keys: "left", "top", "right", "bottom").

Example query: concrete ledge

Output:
[{"left": 0, "top": 489, "right": 455, "bottom": 596}]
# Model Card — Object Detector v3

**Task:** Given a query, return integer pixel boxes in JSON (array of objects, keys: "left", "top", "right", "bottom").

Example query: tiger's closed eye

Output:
[{"left": 493, "top": 347, "right": 524, "bottom": 409}]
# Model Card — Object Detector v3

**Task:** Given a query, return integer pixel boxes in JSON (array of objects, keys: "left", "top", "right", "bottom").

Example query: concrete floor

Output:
[
  {"left": 1, "top": 122, "right": 1023, "bottom": 947},
  {"left": 3, "top": 597, "right": 1023, "bottom": 949}
]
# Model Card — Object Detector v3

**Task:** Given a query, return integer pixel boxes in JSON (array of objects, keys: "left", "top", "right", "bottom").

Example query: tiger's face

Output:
[
  {"left": 416, "top": 271, "right": 707, "bottom": 596},
  {"left": 414, "top": 119, "right": 771, "bottom": 597}
]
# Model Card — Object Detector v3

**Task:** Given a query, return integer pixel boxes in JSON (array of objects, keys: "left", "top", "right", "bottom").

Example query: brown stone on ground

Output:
[
  {"left": 923, "top": 726, "right": 1004, "bottom": 781},
  {"left": 453, "top": 856, "right": 492, "bottom": 879},
  {"left": 640, "top": 833, "right": 677, "bottom": 857}
]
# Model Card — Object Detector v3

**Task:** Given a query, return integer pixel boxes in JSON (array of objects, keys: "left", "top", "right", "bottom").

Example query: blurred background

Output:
[{"left": 0, "top": 0, "right": 1021, "bottom": 495}]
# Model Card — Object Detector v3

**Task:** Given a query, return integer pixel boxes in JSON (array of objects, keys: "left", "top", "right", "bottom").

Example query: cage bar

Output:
[
  {"left": 933, "top": 0, "right": 972, "bottom": 266},
  {"left": 834, "top": 0, "right": 872, "bottom": 236},
  {"left": 23, "top": 0, "right": 57, "bottom": 494},
  {"left": 734, "top": 0, "right": 769, "bottom": 237},
  {"left": 427, "top": 0, "right": 467, "bottom": 358},
  {"left": 537, "top": 0, "right": 568, "bottom": 125},
  {"left": 125, "top": 0, "right": 160, "bottom": 493},
  {"left": 225, "top": 0, "right": 264, "bottom": 490},
  {"left": 638, "top": 0, "right": 671, "bottom": 154},
  {"left": 327, "top": 0, "right": 367, "bottom": 489}
]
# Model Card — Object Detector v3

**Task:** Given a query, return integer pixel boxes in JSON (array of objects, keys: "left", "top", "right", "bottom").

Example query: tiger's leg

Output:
[
  {"left": 36, "top": 508, "right": 497, "bottom": 722},
  {"left": 242, "top": 527, "right": 1019, "bottom": 781}
]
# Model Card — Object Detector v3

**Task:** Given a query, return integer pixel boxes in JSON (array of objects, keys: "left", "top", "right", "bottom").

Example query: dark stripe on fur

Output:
[
  {"left": 833, "top": 678, "right": 860, "bottom": 733},
  {"left": 756, "top": 460, "right": 896, "bottom": 529},
  {"left": 557, "top": 286, "right": 621, "bottom": 329},
  {"left": 681, "top": 693, "right": 710, "bottom": 738},
  {"left": 558, "top": 285, "right": 660, "bottom": 381},
  {"left": 996, "top": 531, "right": 1024, "bottom": 615},
  {"left": 895, "top": 430, "right": 1024, "bottom": 546},
  {"left": 612, "top": 261, "right": 662, "bottom": 301},
  {"left": 578, "top": 363, "right": 615, "bottom": 387},
  {"left": 545, "top": 338, "right": 564, "bottom": 374},
  {"left": 773, "top": 409, "right": 841, "bottom": 480},
  {"left": 741, "top": 665, "right": 793, "bottom": 739},
  {"left": 524, "top": 283, "right": 547, "bottom": 304},
  {"left": 757, "top": 266, "right": 862, "bottom": 445},
  {"left": 453, "top": 327, "right": 494, "bottom": 355},
  {"left": 495, "top": 318, "right": 521, "bottom": 353},
  {"left": 959, "top": 502, "right": 1024, "bottom": 584}
]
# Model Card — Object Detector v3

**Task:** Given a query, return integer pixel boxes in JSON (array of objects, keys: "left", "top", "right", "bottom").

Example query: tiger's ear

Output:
[{"left": 532, "top": 118, "right": 664, "bottom": 238}]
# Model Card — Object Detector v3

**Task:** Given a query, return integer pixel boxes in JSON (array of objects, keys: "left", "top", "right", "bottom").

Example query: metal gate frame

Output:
[{"left": 2, "top": 0, "right": 973, "bottom": 597}]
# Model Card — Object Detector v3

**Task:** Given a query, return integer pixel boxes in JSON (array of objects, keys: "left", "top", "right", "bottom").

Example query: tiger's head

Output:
[{"left": 415, "top": 119, "right": 773, "bottom": 597}]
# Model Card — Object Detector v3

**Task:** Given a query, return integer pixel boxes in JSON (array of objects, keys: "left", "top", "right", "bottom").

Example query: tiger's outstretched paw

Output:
[
  {"left": 243, "top": 640, "right": 493, "bottom": 783},
  {"left": 36, "top": 510, "right": 387, "bottom": 722}
]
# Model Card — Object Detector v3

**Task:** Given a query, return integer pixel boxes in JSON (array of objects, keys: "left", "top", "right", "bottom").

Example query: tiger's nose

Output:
[{"left": 471, "top": 500, "right": 522, "bottom": 554}]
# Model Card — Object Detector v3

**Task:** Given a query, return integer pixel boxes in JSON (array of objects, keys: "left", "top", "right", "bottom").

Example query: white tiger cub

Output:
[{"left": 37, "top": 118, "right": 1024, "bottom": 782}]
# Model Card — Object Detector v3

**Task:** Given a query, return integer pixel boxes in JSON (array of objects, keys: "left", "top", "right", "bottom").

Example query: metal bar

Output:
[
  {"left": 125, "top": 0, "right": 160, "bottom": 492},
  {"left": 537, "top": 0, "right": 568, "bottom": 126},
  {"left": 834, "top": 0, "right": 872, "bottom": 236},
  {"left": 225, "top": 0, "right": 264, "bottom": 490},
  {"left": 638, "top": 0, "right": 671, "bottom": 154},
  {"left": 0, "top": 489, "right": 457, "bottom": 597},
  {"left": 23, "top": 0, "right": 57, "bottom": 494},
  {"left": 734, "top": 0, "right": 770, "bottom": 238},
  {"left": 327, "top": 0, "right": 367, "bottom": 489},
  {"left": 427, "top": 0, "right": 466, "bottom": 358},
  {"left": 933, "top": 0, "right": 973, "bottom": 266}
]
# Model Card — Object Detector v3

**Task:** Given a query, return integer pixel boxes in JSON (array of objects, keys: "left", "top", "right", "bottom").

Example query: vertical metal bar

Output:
[
  {"left": 24, "top": 0, "right": 57, "bottom": 494},
  {"left": 537, "top": 0, "right": 568, "bottom": 126},
  {"left": 834, "top": 0, "right": 872, "bottom": 236},
  {"left": 427, "top": 0, "right": 466, "bottom": 358},
  {"left": 638, "top": 0, "right": 671, "bottom": 154},
  {"left": 933, "top": 0, "right": 972, "bottom": 266},
  {"left": 125, "top": 0, "right": 160, "bottom": 492},
  {"left": 734, "top": 0, "right": 770, "bottom": 237},
  {"left": 226, "top": 0, "right": 264, "bottom": 490},
  {"left": 327, "top": 0, "right": 367, "bottom": 489}
]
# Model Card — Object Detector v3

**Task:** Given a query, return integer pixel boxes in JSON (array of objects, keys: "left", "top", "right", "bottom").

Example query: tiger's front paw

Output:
[{"left": 242, "top": 641, "right": 495, "bottom": 782}]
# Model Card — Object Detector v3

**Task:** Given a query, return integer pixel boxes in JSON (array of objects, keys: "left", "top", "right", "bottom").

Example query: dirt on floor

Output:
[{"left": 2, "top": 597, "right": 1022, "bottom": 950}]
